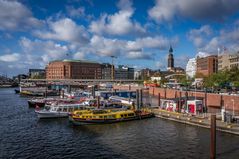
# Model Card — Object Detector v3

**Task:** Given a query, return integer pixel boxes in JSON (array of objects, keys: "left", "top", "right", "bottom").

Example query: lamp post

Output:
[{"left": 231, "top": 99, "right": 235, "bottom": 117}]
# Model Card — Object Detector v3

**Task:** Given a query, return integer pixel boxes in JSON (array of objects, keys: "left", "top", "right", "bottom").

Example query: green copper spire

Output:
[{"left": 169, "top": 45, "right": 173, "bottom": 53}]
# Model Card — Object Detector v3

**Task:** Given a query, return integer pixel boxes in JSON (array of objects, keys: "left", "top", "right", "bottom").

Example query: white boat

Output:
[
  {"left": 108, "top": 96, "right": 135, "bottom": 105},
  {"left": 35, "top": 103, "right": 92, "bottom": 119}
]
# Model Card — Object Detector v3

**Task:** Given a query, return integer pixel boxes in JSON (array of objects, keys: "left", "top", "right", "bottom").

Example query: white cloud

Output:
[
  {"left": 117, "top": 0, "right": 133, "bottom": 11},
  {"left": 0, "top": 0, "right": 42, "bottom": 31},
  {"left": 66, "top": 5, "right": 93, "bottom": 20},
  {"left": 66, "top": 6, "right": 85, "bottom": 18},
  {"left": 73, "top": 52, "right": 85, "bottom": 59},
  {"left": 0, "top": 37, "right": 71, "bottom": 76},
  {"left": 90, "top": 35, "right": 125, "bottom": 56},
  {"left": 126, "top": 51, "right": 152, "bottom": 60},
  {"left": 0, "top": 53, "right": 20, "bottom": 62},
  {"left": 148, "top": 0, "right": 239, "bottom": 22},
  {"left": 89, "top": 0, "right": 145, "bottom": 36},
  {"left": 126, "top": 36, "right": 178, "bottom": 51},
  {"left": 87, "top": 35, "right": 176, "bottom": 60},
  {"left": 34, "top": 18, "right": 90, "bottom": 44},
  {"left": 188, "top": 23, "right": 239, "bottom": 53},
  {"left": 188, "top": 25, "right": 212, "bottom": 48},
  {"left": 19, "top": 37, "right": 69, "bottom": 63}
]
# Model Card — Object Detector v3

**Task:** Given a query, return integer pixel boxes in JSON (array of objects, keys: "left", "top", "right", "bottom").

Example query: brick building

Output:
[
  {"left": 196, "top": 55, "right": 218, "bottom": 76},
  {"left": 46, "top": 60, "right": 102, "bottom": 79}
]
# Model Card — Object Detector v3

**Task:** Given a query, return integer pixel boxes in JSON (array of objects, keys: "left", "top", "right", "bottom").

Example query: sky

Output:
[{"left": 0, "top": 0, "right": 239, "bottom": 77}]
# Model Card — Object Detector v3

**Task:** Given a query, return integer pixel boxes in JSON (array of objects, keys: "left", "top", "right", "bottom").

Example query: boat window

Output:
[
  {"left": 99, "top": 116, "right": 103, "bottom": 118},
  {"left": 124, "top": 114, "right": 127, "bottom": 117},
  {"left": 120, "top": 115, "right": 123, "bottom": 117}
]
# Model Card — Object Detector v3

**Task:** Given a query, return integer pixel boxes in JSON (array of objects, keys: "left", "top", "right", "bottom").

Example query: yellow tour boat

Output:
[{"left": 69, "top": 109, "right": 154, "bottom": 125}]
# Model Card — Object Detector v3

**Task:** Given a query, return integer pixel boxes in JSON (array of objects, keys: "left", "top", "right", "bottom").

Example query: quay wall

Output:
[{"left": 113, "top": 86, "right": 239, "bottom": 113}]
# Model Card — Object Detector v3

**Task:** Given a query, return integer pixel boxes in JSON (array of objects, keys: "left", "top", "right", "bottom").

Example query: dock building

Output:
[{"left": 46, "top": 60, "right": 102, "bottom": 79}]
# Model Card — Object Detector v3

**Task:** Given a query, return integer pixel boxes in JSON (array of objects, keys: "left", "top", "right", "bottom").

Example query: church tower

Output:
[{"left": 167, "top": 46, "right": 174, "bottom": 70}]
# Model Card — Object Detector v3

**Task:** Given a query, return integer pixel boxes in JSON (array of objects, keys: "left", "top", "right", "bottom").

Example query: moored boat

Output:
[
  {"left": 27, "top": 97, "right": 76, "bottom": 107},
  {"left": 69, "top": 109, "right": 154, "bottom": 125},
  {"left": 35, "top": 103, "right": 92, "bottom": 119}
]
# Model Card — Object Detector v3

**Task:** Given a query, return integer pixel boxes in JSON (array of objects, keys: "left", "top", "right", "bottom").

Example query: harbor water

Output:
[{"left": 1, "top": 88, "right": 239, "bottom": 159}]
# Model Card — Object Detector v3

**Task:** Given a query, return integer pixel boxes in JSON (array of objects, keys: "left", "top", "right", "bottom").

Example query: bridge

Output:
[{"left": 20, "top": 79, "right": 142, "bottom": 86}]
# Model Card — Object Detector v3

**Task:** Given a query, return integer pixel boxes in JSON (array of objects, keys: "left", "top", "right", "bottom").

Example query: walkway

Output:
[{"left": 153, "top": 109, "right": 239, "bottom": 135}]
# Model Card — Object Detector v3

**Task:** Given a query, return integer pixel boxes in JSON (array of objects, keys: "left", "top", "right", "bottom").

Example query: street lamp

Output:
[{"left": 231, "top": 99, "right": 235, "bottom": 117}]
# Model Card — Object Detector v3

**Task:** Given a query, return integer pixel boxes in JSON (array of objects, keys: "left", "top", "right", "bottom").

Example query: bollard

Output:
[
  {"left": 136, "top": 89, "right": 140, "bottom": 110},
  {"left": 132, "top": 101, "right": 135, "bottom": 110},
  {"left": 68, "top": 84, "right": 71, "bottom": 93},
  {"left": 164, "top": 88, "right": 166, "bottom": 98},
  {"left": 92, "top": 86, "right": 95, "bottom": 98},
  {"left": 97, "top": 96, "right": 100, "bottom": 109},
  {"left": 210, "top": 114, "right": 216, "bottom": 159},
  {"left": 178, "top": 91, "right": 181, "bottom": 113},
  {"left": 204, "top": 91, "right": 207, "bottom": 113},
  {"left": 140, "top": 89, "right": 143, "bottom": 109},
  {"left": 45, "top": 86, "right": 47, "bottom": 98},
  {"left": 158, "top": 93, "right": 161, "bottom": 107},
  {"left": 62, "top": 90, "right": 65, "bottom": 98}
]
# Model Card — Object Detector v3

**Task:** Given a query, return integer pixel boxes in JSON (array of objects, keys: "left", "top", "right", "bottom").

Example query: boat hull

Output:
[
  {"left": 28, "top": 100, "right": 45, "bottom": 107},
  {"left": 15, "top": 89, "right": 20, "bottom": 94},
  {"left": 69, "top": 113, "right": 154, "bottom": 125},
  {"left": 35, "top": 110, "right": 69, "bottom": 119}
]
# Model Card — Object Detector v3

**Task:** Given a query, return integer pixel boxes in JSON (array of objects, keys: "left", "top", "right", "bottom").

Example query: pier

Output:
[{"left": 153, "top": 109, "right": 239, "bottom": 135}]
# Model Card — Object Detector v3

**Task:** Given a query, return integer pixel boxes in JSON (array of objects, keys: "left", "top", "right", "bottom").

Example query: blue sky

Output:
[{"left": 0, "top": 0, "right": 239, "bottom": 76}]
